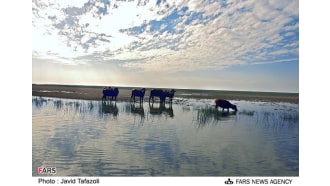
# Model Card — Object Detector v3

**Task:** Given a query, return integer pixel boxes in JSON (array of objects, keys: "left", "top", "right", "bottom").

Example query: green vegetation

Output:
[
  {"left": 282, "top": 113, "right": 299, "bottom": 122},
  {"left": 239, "top": 110, "right": 255, "bottom": 116}
]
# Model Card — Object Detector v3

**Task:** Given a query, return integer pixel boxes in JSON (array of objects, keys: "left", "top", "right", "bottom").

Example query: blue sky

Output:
[{"left": 32, "top": 0, "right": 299, "bottom": 93}]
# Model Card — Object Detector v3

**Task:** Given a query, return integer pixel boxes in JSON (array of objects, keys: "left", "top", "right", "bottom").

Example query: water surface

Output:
[{"left": 32, "top": 96, "right": 298, "bottom": 176}]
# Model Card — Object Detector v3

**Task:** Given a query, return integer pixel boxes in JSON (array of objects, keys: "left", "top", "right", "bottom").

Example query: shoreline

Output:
[{"left": 32, "top": 84, "right": 299, "bottom": 104}]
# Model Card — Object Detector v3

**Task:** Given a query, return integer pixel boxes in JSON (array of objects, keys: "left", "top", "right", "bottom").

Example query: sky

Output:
[
  {"left": 3, "top": 2, "right": 330, "bottom": 185},
  {"left": 32, "top": 0, "right": 299, "bottom": 93}
]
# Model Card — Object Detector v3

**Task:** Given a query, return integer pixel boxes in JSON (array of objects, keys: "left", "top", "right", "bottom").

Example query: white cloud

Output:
[{"left": 33, "top": 0, "right": 299, "bottom": 73}]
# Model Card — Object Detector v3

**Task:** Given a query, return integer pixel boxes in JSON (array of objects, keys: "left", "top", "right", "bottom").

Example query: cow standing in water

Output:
[
  {"left": 131, "top": 88, "right": 146, "bottom": 103},
  {"left": 163, "top": 89, "right": 176, "bottom": 104},
  {"left": 149, "top": 89, "right": 176, "bottom": 105},
  {"left": 102, "top": 87, "right": 119, "bottom": 101},
  {"left": 149, "top": 89, "right": 165, "bottom": 104},
  {"left": 215, "top": 99, "right": 238, "bottom": 112}
]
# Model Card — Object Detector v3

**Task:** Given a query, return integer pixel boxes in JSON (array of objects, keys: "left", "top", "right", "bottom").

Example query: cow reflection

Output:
[
  {"left": 149, "top": 103, "right": 174, "bottom": 118},
  {"left": 101, "top": 102, "right": 118, "bottom": 116},
  {"left": 130, "top": 103, "right": 145, "bottom": 119}
]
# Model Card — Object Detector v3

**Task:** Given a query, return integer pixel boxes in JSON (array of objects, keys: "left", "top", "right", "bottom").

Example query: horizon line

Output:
[{"left": 32, "top": 83, "right": 299, "bottom": 95}]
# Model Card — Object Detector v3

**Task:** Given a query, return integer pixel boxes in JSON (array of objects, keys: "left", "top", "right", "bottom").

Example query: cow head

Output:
[{"left": 231, "top": 104, "right": 238, "bottom": 111}]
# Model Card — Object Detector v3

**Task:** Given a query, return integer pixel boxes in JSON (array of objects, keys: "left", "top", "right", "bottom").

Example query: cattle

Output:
[
  {"left": 163, "top": 89, "right": 176, "bottom": 104},
  {"left": 102, "top": 87, "right": 119, "bottom": 101},
  {"left": 131, "top": 88, "right": 146, "bottom": 103},
  {"left": 215, "top": 99, "right": 238, "bottom": 112},
  {"left": 149, "top": 89, "right": 176, "bottom": 104},
  {"left": 149, "top": 89, "right": 166, "bottom": 104}
]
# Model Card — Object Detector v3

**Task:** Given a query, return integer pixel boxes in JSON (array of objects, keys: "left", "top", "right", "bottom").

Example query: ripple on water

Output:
[{"left": 32, "top": 96, "right": 298, "bottom": 176}]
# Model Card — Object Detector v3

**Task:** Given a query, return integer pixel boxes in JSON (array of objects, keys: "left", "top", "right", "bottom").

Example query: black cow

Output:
[
  {"left": 102, "top": 87, "right": 119, "bottom": 101},
  {"left": 131, "top": 88, "right": 146, "bottom": 103},
  {"left": 149, "top": 89, "right": 166, "bottom": 104},
  {"left": 163, "top": 89, "right": 176, "bottom": 104},
  {"left": 215, "top": 99, "right": 238, "bottom": 112}
]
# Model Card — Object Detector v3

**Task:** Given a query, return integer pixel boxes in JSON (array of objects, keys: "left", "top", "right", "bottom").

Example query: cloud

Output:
[{"left": 33, "top": 0, "right": 299, "bottom": 74}]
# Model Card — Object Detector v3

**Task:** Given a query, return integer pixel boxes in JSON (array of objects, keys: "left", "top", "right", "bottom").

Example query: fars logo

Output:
[{"left": 38, "top": 167, "right": 56, "bottom": 174}]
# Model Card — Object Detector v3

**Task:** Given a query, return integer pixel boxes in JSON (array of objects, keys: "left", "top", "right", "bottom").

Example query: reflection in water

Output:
[
  {"left": 130, "top": 103, "right": 145, "bottom": 117},
  {"left": 149, "top": 103, "right": 174, "bottom": 118},
  {"left": 32, "top": 96, "right": 48, "bottom": 108},
  {"left": 124, "top": 103, "right": 145, "bottom": 125},
  {"left": 100, "top": 102, "right": 118, "bottom": 116},
  {"left": 32, "top": 97, "right": 299, "bottom": 176}
]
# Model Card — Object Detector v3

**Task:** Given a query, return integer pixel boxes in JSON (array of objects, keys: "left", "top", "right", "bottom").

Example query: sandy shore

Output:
[{"left": 32, "top": 84, "right": 299, "bottom": 104}]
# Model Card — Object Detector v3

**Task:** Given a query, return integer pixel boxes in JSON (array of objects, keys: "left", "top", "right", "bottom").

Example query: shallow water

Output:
[{"left": 32, "top": 96, "right": 298, "bottom": 176}]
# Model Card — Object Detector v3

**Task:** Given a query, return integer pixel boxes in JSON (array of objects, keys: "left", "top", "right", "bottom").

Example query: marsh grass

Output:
[
  {"left": 53, "top": 99, "right": 62, "bottom": 109},
  {"left": 193, "top": 108, "right": 300, "bottom": 130},
  {"left": 239, "top": 110, "right": 255, "bottom": 116},
  {"left": 33, "top": 96, "right": 298, "bottom": 130},
  {"left": 252, "top": 111, "right": 299, "bottom": 131},
  {"left": 282, "top": 112, "right": 299, "bottom": 122},
  {"left": 196, "top": 106, "right": 236, "bottom": 126},
  {"left": 197, "top": 107, "right": 220, "bottom": 124},
  {"left": 32, "top": 96, "right": 48, "bottom": 108}
]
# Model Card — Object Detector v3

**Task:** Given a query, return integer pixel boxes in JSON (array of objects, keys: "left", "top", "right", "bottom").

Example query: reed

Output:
[
  {"left": 32, "top": 96, "right": 48, "bottom": 107},
  {"left": 282, "top": 112, "right": 299, "bottom": 122},
  {"left": 196, "top": 106, "right": 235, "bottom": 126},
  {"left": 239, "top": 110, "right": 255, "bottom": 116}
]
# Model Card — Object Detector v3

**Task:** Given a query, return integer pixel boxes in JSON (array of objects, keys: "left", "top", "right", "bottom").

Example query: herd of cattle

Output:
[
  {"left": 102, "top": 87, "right": 238, "bottom": 112},
  {"left": 102, "top": 87, "right": 176, "bottom": 105}
]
